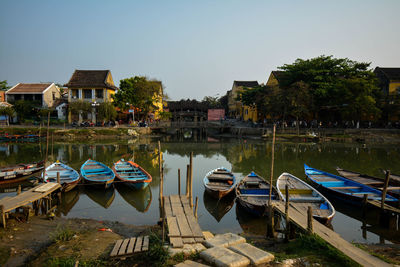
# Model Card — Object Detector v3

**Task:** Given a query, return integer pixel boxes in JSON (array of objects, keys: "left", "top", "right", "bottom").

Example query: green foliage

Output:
[
  {"left": 45, "top": 257, "right": 106, "bottom": 267},
  {"left": 0, "top": 80, "right": 10, "bottom": 91},
  {"left": 145, "top": 232, "right": 169, "bottom": 266},
  {"left": 202, "top": 95, "right": 221, "bottom": 108},
  {"left": 12, "top": 100, "right": 41, "bottom": 122},
  {"left": 69, "top": 101, "right": 92, "bottom": 115},
  {"left": 158, "top": 111, "right": 172, "bottom": 120},
  {"left": 97, "top": 102, "right": 117, "bottom": 121},
  {"left": 113, "top": 76, "right": 162, "bottom": 119},
  {"left": 0, "top": 106, "right": 14, "bottom": 117},
  {"left": 50, "top": 225, "right": 77, "bottom": 242}
]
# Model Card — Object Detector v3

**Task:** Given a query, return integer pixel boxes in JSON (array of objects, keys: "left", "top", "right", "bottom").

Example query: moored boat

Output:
[
  {"left": 304, "top": 164, "right": 398, "bottom": 206},
  {"left": 112, "top": 159, "right": 152, "bottom": 190},
  {"left": 116, "top": 183, "right": 152, "bottom": 212},
  {"left": 235, "top": 171, "right": 280, "bottom": 217},
  {"left": 0, "top": 160, "right": 44, "bottom": 184},
  {"left": 203, "top": 167, "right": 236, "bottom": 199},
  {"left": 81, "top": 159, "right": 114, "bottom": 189},
  {"left": 337, "top": 167, "right": 400, "bottom": 198},
  {"left": 43, "top": 161, "right": 80, "bottom": 192},
  {"left": 276, "top": 172, "right": 335, "bottom": 224}
]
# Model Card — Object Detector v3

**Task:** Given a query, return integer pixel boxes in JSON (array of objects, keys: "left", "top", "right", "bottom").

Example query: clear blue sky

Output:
[{"left": 0, "top": 0, "right": 399, "bottom": 100}]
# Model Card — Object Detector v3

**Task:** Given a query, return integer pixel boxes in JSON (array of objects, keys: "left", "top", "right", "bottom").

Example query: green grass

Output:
[
  {"left": 274, "top": 234, "right": 361, "bottom": 267},
  {"left": 45, "top": 257, "right": 107, "bottom": 267},
  {"left": 50, "top": 225, "right": 77, "bottom": 242},
  {"left": 144, "top": 232, "right": 169, "bottom": 267},
  {"left": 354, "top": 244, "right": 397, "bottom": 264},
  {"left": 0, "top": 246, "right": 11, "bottom": 265}
]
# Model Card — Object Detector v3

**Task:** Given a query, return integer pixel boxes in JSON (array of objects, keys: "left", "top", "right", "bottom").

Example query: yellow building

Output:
[
  {"left": 227, "top": 80, "right": 259, "bottom": 121},
  {"left": 65, "top": 70, "right": 118, "bottom": 123},
  {"left": 374, "top": 67, "right": 400, "bottom": 95},
  {"left": 150, "top": 81, "right": 163, "bottom": 120}
]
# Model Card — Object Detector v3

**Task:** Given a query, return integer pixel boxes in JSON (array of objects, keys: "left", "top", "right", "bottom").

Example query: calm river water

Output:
[{"left": 1, "top": 137, "right": 400, "bottom": 244}]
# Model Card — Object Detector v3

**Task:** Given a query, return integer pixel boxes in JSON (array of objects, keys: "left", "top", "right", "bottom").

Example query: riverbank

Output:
[
  {"left": 2, "top": 125, "right": 400, "bottom": 143},
  {"left": 1, "top": 215, "right": 398, "bottom": 266}
]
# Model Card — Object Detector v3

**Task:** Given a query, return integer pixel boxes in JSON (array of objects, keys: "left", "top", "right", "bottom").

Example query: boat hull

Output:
[
  {"left": 236, "top": 197, "right": 267, "bottom": 217},
  {"left": 203, "top": 167, "right": 236, "bottom": 199},
  {"left": 113, "top": 160, "right": 152, "bottom": 190},
  {"left": 204, "top": 184, "right": 235, "bottom": 199}
]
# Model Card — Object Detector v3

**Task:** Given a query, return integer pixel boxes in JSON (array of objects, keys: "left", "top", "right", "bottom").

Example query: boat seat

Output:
[
  {"left": 290, "top": 197, "right": 324, "bottom": 203},
  {"left": 245, "top": 181, "right": 261, "bottom": 187},
  {"left": 330, "top": 186, "right": 360, "bottom": 189}
]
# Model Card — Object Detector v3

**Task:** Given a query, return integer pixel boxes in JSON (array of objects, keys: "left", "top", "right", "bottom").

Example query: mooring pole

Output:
[
  {"left": 269, "top": 124, "right": 276, "bottom": 205},
  {"left": 189, "top": 152, "right": 193, "bottom": 207},
  {"left": 178, "top": 168, "right": 181, "bottom": 195},
  {"left": 57, "top": 172, "right": 60, "bottom": 184},
  {"left": 186, "top": 164, "right": 190, "bottom": 197},
  {"left": 194, "top": 196, "right": 199, "bottom": 218},
  {"left": 285, "top": 184, "right": 290, "bottom": 242},
  {"left": 362, "top": 194, "right": 368, "bottom": 218},
  {"left": 158, "top": 141, "right": 163, "bottom": 220},
  {"left": 307, "top": 206, "right": 313, "bottom": 233},
  {"left": 17, "top": 185, "right": 21, "bottom": 195},
  {"left": 381, "top": 170, "right": 391, "bottom": 210}
]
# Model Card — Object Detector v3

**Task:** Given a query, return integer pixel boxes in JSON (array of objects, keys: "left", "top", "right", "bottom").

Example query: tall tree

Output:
[
  {"left": 0, "top": 80, "right": 10, "bottom": 91},
  {"left": 113, "top": 76, "right": 162, "bottom": 120}
]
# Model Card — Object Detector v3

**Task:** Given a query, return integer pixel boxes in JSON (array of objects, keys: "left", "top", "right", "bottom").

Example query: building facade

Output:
[
  {"left": 5, "top": 83, "right": 61, "bottom": 108},
  {"left": 374, "top": 67, "right": 400, "bottom": 95},
  {"left": 65, "top": 70, "right": 118, "bottom": 123},
  {"left": 227, "top": 80, "right": 259, "bottom": 121}
]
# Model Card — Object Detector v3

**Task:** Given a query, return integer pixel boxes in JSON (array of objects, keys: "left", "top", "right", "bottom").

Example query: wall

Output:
[
  {"left": 208, "top": 109, "right": 225, "bottom": 121},
  {"left": 43, "top": 83, "right": 61, "bottom": 107},
  {"left": 389, "top": 82, "right": 400, "bottom": 94}
]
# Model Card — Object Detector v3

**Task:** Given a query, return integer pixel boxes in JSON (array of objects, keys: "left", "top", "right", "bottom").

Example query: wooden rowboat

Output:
[
  {"left": 336, "top": 167, "right": 400, "bottom": 198},
  {"left": 81, "top": 159, "right": 114, "bottom": 189},
  {"left": 276, "top": 172, "right": 335, "bottom": 224},
  {"left": 112, "top": 159, "right": 152, "bottom": 190},
  {"left": 43, "top": 161, "right": 80, "bottom": 192},
  {"left": 0, "top": 160, "right": 44, "bottom": 184},
  {"left": 235, "top": 171, "right": 280, "bottom": 217},
  {"left": 203, "top": 167, "right": 236, "bottom": 199},
  {"left": 304, "top": 164, "right": 398, "bottom": 206}
]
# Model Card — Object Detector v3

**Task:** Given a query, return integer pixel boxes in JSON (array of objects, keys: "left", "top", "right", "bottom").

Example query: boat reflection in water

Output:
[
  {"left": 85, "top": 185, "right": 115, "bottom": 209},
  {"left": 58, "top": 188, "right": 80, "bottom": 216},
  {"left": 203, "top": 191, "right": 235, "bottom": 222},
  {"left": 235, "top": 204, "right": 281, "bottom": 236},
  {"left": 116, "top": 183, "right": 152, "bottom": 213}
]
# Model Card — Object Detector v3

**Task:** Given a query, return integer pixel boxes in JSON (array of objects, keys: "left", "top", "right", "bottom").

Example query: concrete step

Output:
[
  {"left": 229, "top": 242, "right": 275, "bottom": 265},
  {"left": 200, "top": 246, "right": 250, "bottom": 267},
  {"left": 168, "top": 243, "right": 206, "bottom": 257},
  {"left": 202, "top": 231, "right": 214, "bottom": 240},
  {"left": 203, "top": 233, "right": 246, "bottom": 248},
  {"left": 175, "top": 260, "right": 210, "bottom": 267}
]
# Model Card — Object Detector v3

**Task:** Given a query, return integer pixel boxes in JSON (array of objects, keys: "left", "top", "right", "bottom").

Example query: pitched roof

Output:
[
  {"left": 64, "top": 70, "right": 118, "bottom": 90},
  {"left": 271, "top": 71, "right": 286, "bottom": 82},
  {"left": 6, "top": 83, "right": 53, "bottom": 94},
  {"left": 374, "top": 67, "right": 400, "bottom": 81},
  {"left": 233, "top": 81, "right": 259, "bottom": 88}
]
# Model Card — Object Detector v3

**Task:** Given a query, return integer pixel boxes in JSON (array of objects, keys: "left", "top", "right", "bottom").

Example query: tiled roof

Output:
[
  {"left": 6, "top": 83, "right": 52, "bottom": 94},
  {"left": 233, "top": 81, "right": 259, "bottom": 88},
  {"left": 374, "top": 67, "right": 400, "bottom": 81},
  {"left": 64, "top": 70, "right": 118, "bottom": 90}
]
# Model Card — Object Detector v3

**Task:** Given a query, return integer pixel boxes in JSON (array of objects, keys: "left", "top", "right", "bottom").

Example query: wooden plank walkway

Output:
[
  {"left": 163, "top": 195, "right": 204, "bottom": 247},
  {"left": 0, "top": 182, "right": 61, "bottom": 228},
  {"left": 110, "top": 235, "right": 149, "bottom": 258},
  {"left": 273, "top": 201, "right": 391, "bottom": 267}
]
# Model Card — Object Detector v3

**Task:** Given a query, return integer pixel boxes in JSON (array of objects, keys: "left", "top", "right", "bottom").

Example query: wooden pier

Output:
[
  {"left": 0, "top": 182, "right": 61, "bottom": 228},
  {"left": 273, "top": 201, "right": 391, "bottom": 267},
  {"left": 163, "top": 194, "right": 204, "bottom": 248}
]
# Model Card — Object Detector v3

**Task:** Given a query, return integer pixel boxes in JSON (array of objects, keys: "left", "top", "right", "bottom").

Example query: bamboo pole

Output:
[
  {"left": 43, "top": 111, "right": 51, "bottom": 179},
  {"left": 307, "top": 206, "right": 313, "bottom": 233},
  {"left": 269, "top": 124, "right": 276, "bottom": 205},
  {"left": 178, "top": 169, "right": 181, "bottom": 195},
  {"left": 189, "top": 152, "right": 193, "bottom": 208},
  {"left": 194, "top": 196, "right": 199, "bottom": 218},
  {"left": 186, "top": 164, "right": 190, "bottom": 197},
  {"left": 381, "top": 170, "right": 391, "bottom": 210},
  {"left": 57, "top": 172, "right": 60, "bottom": 184},
  {"left": 17, "top": 185, "right": 21, "bottom": 195},
  {"left": 158, "top": 141, "right": 163, "bottom": 219}
]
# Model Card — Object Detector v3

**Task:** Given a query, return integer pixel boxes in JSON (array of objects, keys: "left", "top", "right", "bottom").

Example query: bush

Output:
[{"left": 50, "top": 225, "right": 76, "bottom": 242}]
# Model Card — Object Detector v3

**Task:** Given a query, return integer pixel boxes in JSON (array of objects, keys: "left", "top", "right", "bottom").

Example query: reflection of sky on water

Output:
[{"left": 1, "top": 140, "right": 400, "bottom": 244}]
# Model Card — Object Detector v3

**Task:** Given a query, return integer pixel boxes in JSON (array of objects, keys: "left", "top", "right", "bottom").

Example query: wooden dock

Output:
[
  {"left": 163, "top": 194, "right": 204, "bottom": 248},
  {"left": 273, "top": 201, "right": 391, "bottom": 267},
  {"left": 110, "top": 235, "right": 149, "bottom": 258},
  {"left": 0, "top": 182, "right": 61, "bottom": 228}
]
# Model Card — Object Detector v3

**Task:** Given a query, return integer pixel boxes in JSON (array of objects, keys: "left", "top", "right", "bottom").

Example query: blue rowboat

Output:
[
  {"left": 81, "top": 159, "right": 114, "bottom": 189},
  {"left": 304, "top": 164, "right": 398, "bottom": 206},
  {"left": 203, "top": 167, "right": 236, "bottom": 199},
  {"left": 235, "top": 171, "right": 281, "bottom": 217},
  {"left": 112, "top": 159, "right": 152, "bottom": 190},
  {"left": 43, "top": 161, "right": 80, "bottom": 192}
]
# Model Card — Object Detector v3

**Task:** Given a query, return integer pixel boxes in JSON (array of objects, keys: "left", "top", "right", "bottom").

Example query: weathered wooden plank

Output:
[
  {"left": 171, "top": 200, "right": 184, "bottom": 215},
  {"left": 182, "top": 237, "right": 195, "bottom": 244},
  {"left": 176, "top": 214, "right": 194, "bottom": 237},
  {"left": 182, "top": 202, "right": 192, "bottom": 215},
  {"left": 34, "top": 183, "right": 59, "bottom": 192},
  {"left": 142, "top": 236, "right": 149, "bottom": 251},
  {"left": 110, "top": 239, "right": 123, "bottom": 257},
  {"left": 126, "top": 237, "right": 136, "bottom": 254},
  {"left": 118, "top": 239, "right": 129, "bottom": 255},
  {"left": 195, "top": 237, "right": 204, "bottom": 243},
  {"left": 167, "top": 216, "right": 181, "bottom": 237},
  {"left": 273, "top": 201, "right": 391, "bottom": 267},
  {"left": 134, "top": 236, "right": 143, "bottom": 253},
  {"left": 185, "top": 214, "right": 204, "bottom": 237},
  {"left": 170, "top": 195, "right": 181, "bottom": 204},
  {"left": 170, "top": 237, "right": 183, "bottom": 248},
  {"left": 163, "top": 196, "right": 173, "bottom": 217}
]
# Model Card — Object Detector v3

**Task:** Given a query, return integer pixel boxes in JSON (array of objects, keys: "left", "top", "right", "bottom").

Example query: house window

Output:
[
  {"left": 96, "top": 89, "right": 103, "bottom": 99},
  {"left": 71, "top": 89, "right": 79, "bottom": 99},
  {"left": 83, "top": 89, "right": 92, "bottom": 99},
  {"left": 52, "top": 92, "right": 55, "bottom": 100}
]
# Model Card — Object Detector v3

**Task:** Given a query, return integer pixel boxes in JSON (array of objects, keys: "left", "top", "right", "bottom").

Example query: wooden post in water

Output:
[
  {"left": 362, "top": 194, "right": 368, "bottom": 218},
  {"left": 186, "top": 164, "right": 190, "bottom": 197},
  {"left": 158, "top": 141, "right": 164, "bottom": 219},
  {"left": 381, "top": 170, "right": 391, "bottom": 210},
  {"left": 307, "top": 206, "right": 313, "bottom": 233},
  {"left": 285, "top": 184, "right": 290, "bottom": 242},
  {"left": 57, "top": 172, "right": 60, "bottom": 184},
  {"left": 194, "top": 196, "right": 199, "bottom": 218},
  {"left": 267, "top": 204, "right": 275, "bottom": 238},
  {"left": 17, "top": 185, "right": 21, "bottom": 195},
  {"left": 269, "top": 124, "right": 276, "bottom": 205},
  {"left": 178, "top": 169, "right": 181, "bottom": 195},
  {"left": 43, "top": 111, "right": 51, "bottom": 179},
  {"left": 189, "top": 152, "right": 193, "bottom": 208}
]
